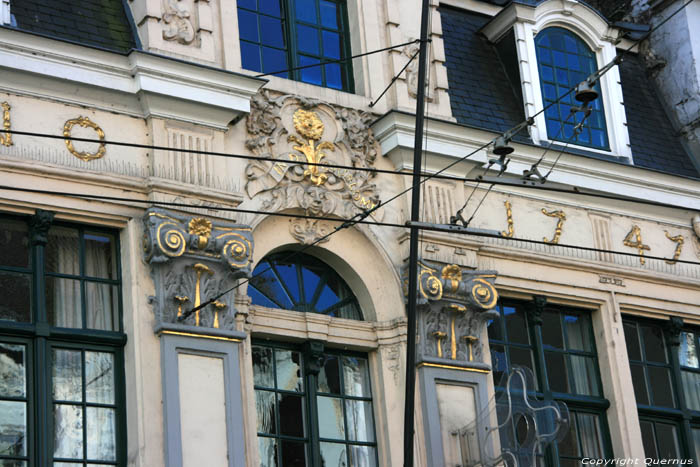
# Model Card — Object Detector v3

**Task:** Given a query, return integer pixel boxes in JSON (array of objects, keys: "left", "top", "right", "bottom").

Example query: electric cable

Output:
[{"left": 369, "top": 48, "right": 419, "bottom": 108}]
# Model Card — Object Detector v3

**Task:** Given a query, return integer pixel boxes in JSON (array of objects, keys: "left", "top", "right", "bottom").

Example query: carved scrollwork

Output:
[
  {"left": 63, "top": 116, "right": 106, "bottom": 161},
  {"left": 219, "top": 232, "right": 253, "bottom": 269}
]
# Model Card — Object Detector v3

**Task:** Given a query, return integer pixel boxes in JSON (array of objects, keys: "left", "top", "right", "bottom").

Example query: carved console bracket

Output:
[
  {"left": 143, "top": 208, "right": 254, "bottom": 334},
  {"left": 403, "top": 260, "right": 499, "bottom": 370}
]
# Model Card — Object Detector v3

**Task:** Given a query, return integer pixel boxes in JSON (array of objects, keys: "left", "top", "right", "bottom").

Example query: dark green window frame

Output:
[
  {"left": 488, "top": 299, "right": 612, "bottom": 466},
  {"left": 0, "top": 212, "right": 126, "bottom": 467},
  {"left": 623, "top": 316, "right": 700, "bottom": 462},
  {"left": 252, "top": 340, "right": 378, "bottom": 467}
]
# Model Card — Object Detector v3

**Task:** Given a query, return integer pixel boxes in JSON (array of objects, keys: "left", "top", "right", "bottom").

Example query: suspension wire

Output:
[
  {"left": 254, "top": 38, "right": 423, "bottom": 78},
  {"left": 2, "top": 183, "right": 699, "bottom": 266},
  {"left": 369, "top": 48, "right": 419, "bottom": 108}
]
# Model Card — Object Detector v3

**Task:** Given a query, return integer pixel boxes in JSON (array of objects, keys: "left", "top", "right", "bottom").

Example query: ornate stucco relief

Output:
[
  {"left": 143, "top": 208, "right": 254, "bottom": 331},
  {"left": 244, "top": 91, "right": 381, "bottom": 244},
  {"left": 63, "top": 116, "right": 106, "bottom": 162},
  {"left": 693, "top": 215, "right": 700, "bottom": 259},
  {"left": 162, "top": 0, "right": 196, "bottom": 44},
  {"left": 403, "top": 260, "right": 499, "bottom": 368}
]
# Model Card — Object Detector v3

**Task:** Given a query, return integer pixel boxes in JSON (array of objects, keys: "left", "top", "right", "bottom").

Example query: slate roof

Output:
[
  {"left": 9, "top": 0, "right": 137, "bottom": 53},
  {"left": 439, "top": 6, "right": 700, "bottom": 178}
]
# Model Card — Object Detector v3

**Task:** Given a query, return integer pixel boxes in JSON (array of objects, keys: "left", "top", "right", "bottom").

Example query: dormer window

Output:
[{"left": 535, "top": 27, "right": 609, "bottom": 150}]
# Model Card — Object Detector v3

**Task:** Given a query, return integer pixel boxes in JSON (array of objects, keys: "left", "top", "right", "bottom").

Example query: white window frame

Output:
[
  {"left": 1, "top": 0, "right": 11, "bottom": 25},
  {"left": 481, "top": 0, "right": 633, "bottom": 161}
]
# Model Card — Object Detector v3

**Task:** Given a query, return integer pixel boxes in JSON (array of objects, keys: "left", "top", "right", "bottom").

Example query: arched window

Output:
[
  {"left": 249, "top": 252, "right": 362, "bottom": 320},
  {"left": 535, "top": 27, "right": 609, "bottom": 150}
]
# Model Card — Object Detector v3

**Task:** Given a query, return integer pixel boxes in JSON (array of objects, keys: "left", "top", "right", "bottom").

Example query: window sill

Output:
[{"left": 543, "top": 141, "right": 632, "bottom": 165}]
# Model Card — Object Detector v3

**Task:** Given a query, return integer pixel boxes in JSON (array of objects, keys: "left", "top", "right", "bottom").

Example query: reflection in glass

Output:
[
  {"left": 53, "top": 404, "right": 83, "bottom": 459},
  {"left": 0, "top": 400, "right": 26, "bottom": 456},
  {"left": 0, "top": 272, "right": 31, "bottom": 323},
  {"left": 345, "top": 400, "right": 374, "bottom": 442},
  {"left": 0, "top": 343, "right": 26, "bottom": 397},
  {"left": 86, "top": 407, "right": 116, "bottom": 461},
  {"left": 53, "top": 349, "right": 82, "bottom": 402},
  {"left": 318, "top": 355, "right": 340, "bottom": 394},
  {"left": 85, "top": 282, "right": 118, "bottom": 331},
  {"left": 255, "top": 390, "right": 277, "bottom": 434},
  {"left": 258, "top": 437, "right": 277, "bottom": 467},
  {"left": 46, "top": 227, "right": 80, "bottom": 275},
  {"left": 317, "top": 396, "right": 345, "bottom": 440},
  {"left": 84, "top": 232, "right": 116, "bottom": 280},
  {"left": 46, "top": 277, "right": 82, "bottom": 329},
  {"left": 349, "top": 445, "right": 377, "bottom": 467},
  {"left": 85, "top": 352, "right": 114, "bottom": 404},
  {"left": 320, "top": 442, "right": 346, "bottom": 467},
  {"left": 565, "top": 314, "right": 591, "bottom": 351},
  {"left": 253, "top": 346, "right": 274, "bottom": 388},
  {"left": 623, "top": 322, "right": 642, "bottom": 361},
  {"left": 577, "top": 413, "right": 603, "bottom": 458},
  {"left": 682, "top": 371, "right": 700, "bottom": 411},
  {"left": 342, "top": 357, "right": 370, "bottom": 397},
  {"left": 680, "top": 332, "right": 699, "bottom": 368},
  {"left": 570, "top": 355, "right": 599, "bottom": 396},
  {"left": 275, "top": 350, "right": 302, "bottom": 392}
]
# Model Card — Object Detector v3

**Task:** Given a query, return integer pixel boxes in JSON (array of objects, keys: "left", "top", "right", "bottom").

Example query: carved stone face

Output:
[{"left": 302, "top": 186, "right": 331, "bottom": 215}]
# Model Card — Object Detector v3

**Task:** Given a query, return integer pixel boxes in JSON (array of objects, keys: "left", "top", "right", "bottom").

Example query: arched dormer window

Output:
[
  {"left": 535, "top": 27, "right": 609, "bottom": 150},
  {"left": 249, "top": 252, "right": 362, "bottom": 320}
]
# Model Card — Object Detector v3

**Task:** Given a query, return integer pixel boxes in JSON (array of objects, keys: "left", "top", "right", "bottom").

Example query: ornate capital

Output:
[
  {"left": 29, "top": 209, "right": 55, "bottom": 246},
  {"left": 403, "top": 260, "right": 499, "bottom": 368},
  {"left": 143, "top": 208, "right": 254, "bottom": 332}
]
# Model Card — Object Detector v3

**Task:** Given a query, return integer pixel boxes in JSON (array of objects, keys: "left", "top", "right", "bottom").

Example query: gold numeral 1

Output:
[
  {"left": 1, "top": 102, "right": 12, "bottom": 147},
  {"left": 664, "top": 231, "right": 684, "bottom": 265}
]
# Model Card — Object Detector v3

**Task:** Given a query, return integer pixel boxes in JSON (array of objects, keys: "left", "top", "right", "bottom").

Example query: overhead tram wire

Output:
[
  {"left": 369, "top": 48, "right": 420, "bottom": 108},
  {"left": 253, "top": 38, "right": 424, "bottom": 78},
  {"left": 2, "top": 183, "right": 699, "bottom": 267}
]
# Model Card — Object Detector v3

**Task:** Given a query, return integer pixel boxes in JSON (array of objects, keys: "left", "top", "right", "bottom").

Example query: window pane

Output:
[
  {"left": 258, "top": 437, "right": 277, "bottom": 467},
  {"left": 349, "top": 445, "right": 377, "bottom": 467},
  {"left": 623, "top": 322, "right": 641, "bottom": 361},
  {"left": 46, "top": 227, "right": 80, "bottom": 275},
  {"left": 325, "top": 63, "right": 343, "bottom": 90},
  {"left": 53, "top": 404, "right": 83, "bottom": 459},
  {"left": 0, "top": 400, "right": 26, "bottom": 456},
  {"left": 681, "top": 371, "right": 700, "bottom": 411},
  {"left": 630, "top": 363, "right": 649, "bottom": 405},
  {"left": 85, "top": 282, "right": 118, "bottom": 331},
  {"left": 273, "top": 263, "right": 300, "bottom": 303},
  {"left": 504, "top": 306, "right": 529, "bottom": 344},
  {"left": 490, "top": 344, "right": 507, "bottom": 386},
  {"left": 345, "top": 400, "right": 374, "bottom": 442},
  {"left": 320, "top": 442, "right": 346, "bottom": 467},
  {"left": 85, "top": 352, "right": 114, "bottom": 405},
  {"left": 570, "top": 355, "right": 599, "bottom": 396},
  {"left": 301, "top": 265, "right": 322, "bottom": 305},
  {"left": 299, "top": 56, "right": 322, "bottom": 86},
  {"left": 541, "top": 310, "right": 563, "bottom": 349},
  {"left": 260, "top": 0, "right": 282, "bottom": 17},
  {"left": 86, "top": 407, "right": 116, "bottom": 461},
  {"left": 640, "top": 421, "right": 658, "bottom": 459},
  {"left": 238, "top": 0, "right": 256, "bottom": 9},
  {"left": 655, "top": 423, "right": 681, "bottom": 460},
  {"left": 275, "top": 350, "right": 303, "bottom": 392},
  {"left": 251, "top": 266, "right": 294, "bottom": 309},
  {"left": 47, "top": 277, "right": 82, "bottom": 329},
  {"left": 487, "top": 318, "right": 501, "bottom": 341},
  {"left": 557, "top": 412, "right": 579, "bottom": 457},
  {"left": 565, "top": 314, "right": 591, "bottom": 352},
  {"left": 577, "top": 413, "right": 603, "bottom": 459},
  {"left": 642, "top": 325, "right": 668, "bottom": 363},
  {"left": 297, "top": 26, "right": 321, "bottom": 59},
  {"left": 680, "top": 332, "right": 699, "bottom": 368},
  {"left": 647, "top": 366, "right": 675, "bottom": 407},
  {"left": 260, "top": 16, "right": 285, "bottom": 48},
  {"left": 0, "top": 343, "right": 25, "bottom": 398},
  {"left": 317, "top": 396, "right": 345, "bottom": 439},
  {"left": 318, "top": 355, "right": 341, "bottom": 394},
  {"left": 280, "top": 440, "right": 306, "bottom": 466},
  {"left": 0, "top": 272, "right": 31, "bottom": 322},
  {"left": 238, "top": 9, "right": 259, "bottom": 42},
  {"left": 255, "top": 390, "right": 277, "bottom": 434},
  {"left": 253, "top": 346, "right": 275, "bottom": 388},
  {"left": 295, "top": 0, "right": 317, "bottom": 23},
  {"left": 53, "top": 349, "right": 82, "bottom": 402},
  {"left": 320, "top": 1, "right": 338, "bottom": 28},
  {"left": 693, "top": 428, "right": 700, "bottom": 460},
  {"left": 278, "top": 394, "right": 304, "bottom": 437},
  {"left": 84, "top": 233, "right": 116, "bottom": 280},
  {"left": 509, "top": 347, "right": 536, "bottom": 388},
  {"left": 342, "top": 356, "right": 370, "bottom": 397},
  {"left": 322, "top": 30, "right": 340, "bottom": 59},
  {"left": 545, "top": 352, "right": 568, "bottom": 393},
  {"left": 262, "top": 47, "right": 289, "bottom": 78},
  {"left": 0, "top": 219, "right": 29, "bottom": 268},
  {"left": 240, "top": 41, "right": 262, "bottom": 73}
]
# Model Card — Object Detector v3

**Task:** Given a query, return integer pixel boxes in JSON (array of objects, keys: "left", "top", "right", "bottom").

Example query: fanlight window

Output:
[
  {"left": 249, "top": 252, "right": 362, "bottom": 320},
  {"left": 535, "top": 27, "right": 609, "bottom": 150}
]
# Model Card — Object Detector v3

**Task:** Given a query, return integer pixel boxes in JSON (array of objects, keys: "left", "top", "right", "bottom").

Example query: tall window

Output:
[
  {"left": 237, "top": 0, "right": 354, "bottom": 91},
  {"left": 249, "top": 252, "right": 376, "bottom": 466},
  {"left": 535, "top": 27, "right": 609, "bottom": 150},
  {"left": 624, "top": 317, "right": 700, "bottom": 461},
  {"left": 0, "top": 212, "right": 125, "bottom": 466},
  {"left": 488, "top": 299, "right": 611, "bottom": 466}
]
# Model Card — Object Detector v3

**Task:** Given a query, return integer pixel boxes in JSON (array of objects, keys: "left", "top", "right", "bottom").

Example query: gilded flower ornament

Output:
[
  {"left": 288, "top": 109, "right": 335, "bottom": 186},
  {"left": 188, "top": 218, "right": 212, "bottom": 237}
]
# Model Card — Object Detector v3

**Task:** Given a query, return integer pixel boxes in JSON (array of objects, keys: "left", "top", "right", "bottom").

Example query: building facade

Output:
[{"left": 0, "top": 0, "right": 699, "bottom": 466}]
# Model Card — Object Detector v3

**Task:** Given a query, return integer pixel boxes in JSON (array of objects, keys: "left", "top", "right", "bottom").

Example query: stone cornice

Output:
[{"left": 0, "top": 27, "right": 266, "bottom": 129}]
